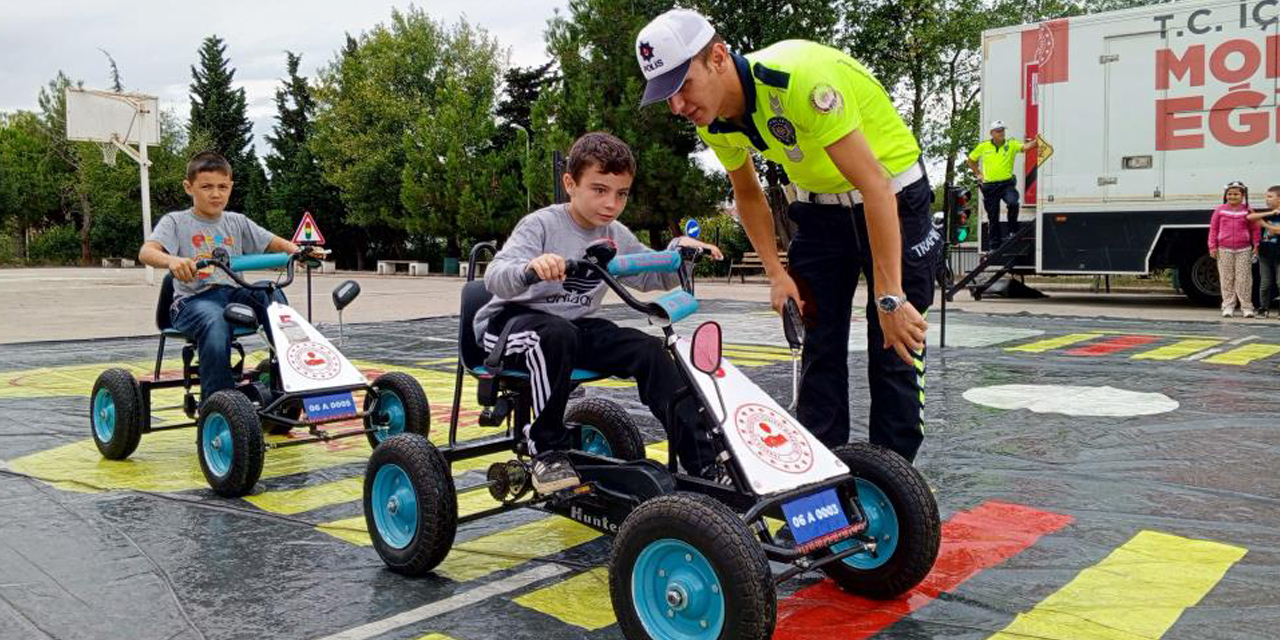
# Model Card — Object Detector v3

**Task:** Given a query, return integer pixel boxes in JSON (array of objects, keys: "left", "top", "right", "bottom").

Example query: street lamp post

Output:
[{"left": 512, "top": 123, "right": 531, "bottom": 213}]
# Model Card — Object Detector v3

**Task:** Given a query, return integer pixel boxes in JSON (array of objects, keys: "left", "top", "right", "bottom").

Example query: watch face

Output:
[{"left": 878, "top": 296, "right": 900, "bottom": 313}]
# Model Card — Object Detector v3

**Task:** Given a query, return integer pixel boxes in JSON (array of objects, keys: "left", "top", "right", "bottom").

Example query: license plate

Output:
[
  {"left": 781, "top": 488, "right": 850, "bottom": 545},
  {"left": 303, "top": 391, "right": 357, "bottom": 420}
]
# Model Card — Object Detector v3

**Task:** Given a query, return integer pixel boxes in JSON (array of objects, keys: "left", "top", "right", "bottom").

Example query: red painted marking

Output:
[
  {"left": 1064, "top": 334, "right": 1158, "bottom": 357},
  {"left": 773, "top": 501, "right": 1072, "bottom": 640}
]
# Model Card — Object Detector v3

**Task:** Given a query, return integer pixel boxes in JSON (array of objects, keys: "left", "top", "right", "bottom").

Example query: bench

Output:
[
  {"left": 376, "top": 260, "right": 427, "bottom": 276},
  {"left": 727, "top": 251, "right": 787, "bottom": 283},
  {"left": 459, "top": 261, "right": 489, "bottom": 279},
  {"left": 101, "top": 257, "right": 136, "bottom": 268}
]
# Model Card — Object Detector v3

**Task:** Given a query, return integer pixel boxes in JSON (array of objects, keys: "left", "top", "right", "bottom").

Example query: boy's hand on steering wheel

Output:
[
  {"left": 168, "top": 256, "right": 198, "bottom": 282},
  {"left": 527, "top": 253, "right": 567, "bottom": 282},
  {"left": 676, "top": 236, "right": 724, "bottom": 260}
]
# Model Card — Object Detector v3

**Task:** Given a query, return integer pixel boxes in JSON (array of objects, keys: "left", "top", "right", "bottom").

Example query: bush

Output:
[
  {"left": 691, "top": 213, "right": 750, "bottom": 278},
  {"left": 91, "top": 208, "right": 143, "bottom": 260},
  {"left": 28, "top": 224, "right": 80, "bottom": 265},
  {"left": 0, "top": 231, "right": 18, "bottom": 265}
]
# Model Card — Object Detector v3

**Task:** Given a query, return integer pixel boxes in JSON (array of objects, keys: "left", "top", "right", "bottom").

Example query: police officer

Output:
[
  {"left": 966, "top": 120, "right": 1038, "bottom": 249},
  {"left": 635, "top": 9, "right": 934, "bottom": 463}
]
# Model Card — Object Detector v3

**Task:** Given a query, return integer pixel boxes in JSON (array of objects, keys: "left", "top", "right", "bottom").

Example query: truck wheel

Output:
[
  {"left": 364, "top": 372, "right": 430, "bottom": 448},
  {"left": 611, "top": 493, "right": 775, "bottom": 640},
  {"left": 1178, "top": 253, "right": 1221, "bottom": 307},
  {"left": 197, "top": 390, "right": 265, "bottom": 497},
  {"left": 566, "top": 397, "right": 645, "bottom": 460},
  {"left": 821, "top": 443, "right": 940, "bottom": 599},
  {"left": 363, "top": 434, "right": 457, "bottom": 576},
  {"left": 90, "top": 368, "right": 144, "bottom": 460}
]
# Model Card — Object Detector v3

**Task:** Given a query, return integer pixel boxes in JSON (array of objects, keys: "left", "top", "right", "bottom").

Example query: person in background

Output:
[
  {"left": 1209, "top": 181, "right": 1259, "bottom": 318},
  {"left": 1247, "top": 185, "right": 1280, "bottom": 318}
]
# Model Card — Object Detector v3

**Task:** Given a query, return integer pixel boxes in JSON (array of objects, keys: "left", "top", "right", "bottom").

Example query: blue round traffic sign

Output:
[{"left": 685, "top": 219, "right": 701, "bottom": 238}]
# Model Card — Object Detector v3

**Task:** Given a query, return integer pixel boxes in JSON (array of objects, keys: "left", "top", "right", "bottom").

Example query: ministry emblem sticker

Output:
[
  {"left": 810, "top": 84, "right": 843, "bottom": 113},
  {"left": 734, "top": 403, "right": 814, "bottom": 474},
  {"left": 286, "top": 342, "right": 342, "bottom": 381}
]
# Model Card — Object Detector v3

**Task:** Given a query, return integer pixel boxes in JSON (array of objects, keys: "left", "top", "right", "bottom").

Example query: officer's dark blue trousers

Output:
[
  {"left": 786, "top": 177, "right": 938, "bottom": 462},
  {"left": 980, "top": 178, "right": 1020, "bottom": 248}
]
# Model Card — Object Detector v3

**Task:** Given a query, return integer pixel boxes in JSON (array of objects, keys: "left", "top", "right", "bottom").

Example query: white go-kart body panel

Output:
[
  {"left": 672, "top": 337, "right": 848, "bottom": 496},
  {"left": 266, "top": 302, "right": 368, "bottom": 394}
]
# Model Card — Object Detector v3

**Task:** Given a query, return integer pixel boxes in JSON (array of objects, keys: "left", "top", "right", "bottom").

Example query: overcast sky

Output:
[{"left": 0, "top": 0, "right": 568, "bottom": 154}]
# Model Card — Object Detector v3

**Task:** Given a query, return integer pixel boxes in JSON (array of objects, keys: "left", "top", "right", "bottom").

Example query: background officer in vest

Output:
[
  {"left": 966, "top": 120, "right": 1038, "bottom": 249},
  {"left": 635, "top": 9, "right": 935, "bottom": 463}
]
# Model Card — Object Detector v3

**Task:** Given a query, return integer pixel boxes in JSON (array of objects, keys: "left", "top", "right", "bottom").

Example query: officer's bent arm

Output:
[
  {"left": 727, "top": 162, "right": 787, "bottom": 278},
  {"left": 966, "top": 157, "right": 981, "bottom": 176},
  {"left": 824, "top": 130, "right": 903, "bottom": 297}
]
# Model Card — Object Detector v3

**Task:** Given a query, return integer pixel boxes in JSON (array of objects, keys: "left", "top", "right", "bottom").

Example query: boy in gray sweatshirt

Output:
[{"left": 479, "top": 132, "right": 723, "bottom": 493}]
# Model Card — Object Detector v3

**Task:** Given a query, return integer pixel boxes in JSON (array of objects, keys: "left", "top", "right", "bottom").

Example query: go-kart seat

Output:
[
  {"left": 156, "top": 274, "right": 256, "bottom": 339},
  {"left": 457, "top": 280, "right": 604, "bottom": 383}
]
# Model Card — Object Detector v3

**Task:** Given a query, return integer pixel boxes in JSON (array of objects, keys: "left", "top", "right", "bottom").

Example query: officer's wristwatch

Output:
[{"left": 876, "top": 294, "right": 907, "bottom": 314}]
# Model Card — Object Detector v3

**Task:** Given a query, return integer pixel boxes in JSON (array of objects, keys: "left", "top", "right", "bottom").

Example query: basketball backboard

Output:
[{"left": 65, "top": 88, "right": 159, "bottom": 146}]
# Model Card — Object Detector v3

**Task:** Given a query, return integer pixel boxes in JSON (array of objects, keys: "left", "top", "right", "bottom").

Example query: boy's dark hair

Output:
[
  {"left": 185, "top": 151, "right": 233, "bottom": 182},
  {"left": 567, "top": 132, "right": 637, "bottom": 181},
  {"left": 1269, "top": 185, "right": 1280, "bottom": 196},
  {"left": 693, "top": 34, "right": 725, "bottom": 65}
]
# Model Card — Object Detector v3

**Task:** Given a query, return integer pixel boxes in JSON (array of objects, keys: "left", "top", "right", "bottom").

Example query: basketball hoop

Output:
[{"left": 100, "top": 141, "right": 119, "bottom": 167}]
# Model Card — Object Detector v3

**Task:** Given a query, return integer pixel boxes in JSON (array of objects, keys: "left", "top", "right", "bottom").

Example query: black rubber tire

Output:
[
  {"left": 565, "top": 397, "right": 645, "bottom": 461},
  {"left": 250, "top": 360, "right": 300, "bottom": 435},
  {"left": 364, "top": 372, "right": 430, "bottom": 449},
  {"left": 90, "top": 368, "right": 144, "bottom": 460},
  {"left": 197, "top": 390, "right": 265, "bottom": 498},
  {"left": 610, "top": 492, "right": 776, "bottom": 640},
  {"left": 819, "top": 443, "right": 940, "bottom": 599},
  {"left": 363, "top": 433, "right": 457, "bottom": 576},
  {"left": 1178, "top": 253, "right": 1222, "bottom": 307}
]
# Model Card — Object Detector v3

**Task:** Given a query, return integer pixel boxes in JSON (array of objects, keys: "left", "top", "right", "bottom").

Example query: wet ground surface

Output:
[{"left": 2, "top": 300, "right": 1277, "bottom": 640}]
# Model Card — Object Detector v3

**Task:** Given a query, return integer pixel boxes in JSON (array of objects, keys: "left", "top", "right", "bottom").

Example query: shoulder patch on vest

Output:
[{"left": 752, "top": 62, "right": 791, "bottom": 89}]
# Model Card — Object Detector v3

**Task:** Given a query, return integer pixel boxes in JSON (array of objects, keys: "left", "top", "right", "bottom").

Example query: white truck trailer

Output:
[{"left": 978, "top": 0, "right": 1279, "bottom": 303}]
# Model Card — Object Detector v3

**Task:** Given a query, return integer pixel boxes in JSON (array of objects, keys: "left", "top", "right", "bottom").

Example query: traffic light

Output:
[{"left": 944, "top": 186, "right": 972, "bottom": 243}]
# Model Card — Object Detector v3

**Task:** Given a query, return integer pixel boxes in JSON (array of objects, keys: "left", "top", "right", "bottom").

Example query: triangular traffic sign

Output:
[{"left": 291, "top": 211, "right": 326, "bottom": 245}]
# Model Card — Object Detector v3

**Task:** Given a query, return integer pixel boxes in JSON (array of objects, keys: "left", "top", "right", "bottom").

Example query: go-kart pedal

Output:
[{"left": 530, "top": 451, "right": 583, "bottom": 495}]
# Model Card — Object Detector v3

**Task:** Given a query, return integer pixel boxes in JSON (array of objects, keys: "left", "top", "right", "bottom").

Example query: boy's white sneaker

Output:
[{"left": 1222, "top": 308, "right": 1234, "bottom": 317}]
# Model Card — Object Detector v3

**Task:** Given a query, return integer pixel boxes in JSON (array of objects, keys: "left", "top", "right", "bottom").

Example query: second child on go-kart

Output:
[
  {"left": 477, "top": 132, "right": 724, "bottom": 494},
  {"left": 137, "top": 151, "right": 310, "bottom": 404}
]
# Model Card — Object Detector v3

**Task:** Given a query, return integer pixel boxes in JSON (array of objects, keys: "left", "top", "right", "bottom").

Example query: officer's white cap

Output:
[
  {"left": 990, "top": 119, "right": 1006, "bottom": 131},
  {"left": 636, "top": 9, "right": 716, "bottom": 107}
]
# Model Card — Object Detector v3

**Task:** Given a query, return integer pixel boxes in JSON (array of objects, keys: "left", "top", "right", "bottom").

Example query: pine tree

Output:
[{"left": 188, "top": 35, "right": 264, "bottom": 217}]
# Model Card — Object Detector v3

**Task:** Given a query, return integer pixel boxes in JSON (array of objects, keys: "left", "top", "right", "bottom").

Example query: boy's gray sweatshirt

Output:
[{"left": 475, "top": 204, "right": 682, "bottom": 342}]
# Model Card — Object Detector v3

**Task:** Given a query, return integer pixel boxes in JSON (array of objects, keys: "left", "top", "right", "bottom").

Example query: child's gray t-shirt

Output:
[
  {"left": 147, "top": 208, "right": 276, "bottom": 303},
  {"left": 475, "top": 204, "right": 682, "bottom": 341}
]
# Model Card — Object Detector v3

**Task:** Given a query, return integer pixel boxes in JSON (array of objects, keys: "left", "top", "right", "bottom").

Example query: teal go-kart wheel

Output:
[
  {"left": 364, "top": 372, "right": 429, "bottom": 448},
  {"left": 90, "top": 368, "right": 144, "bottom": 460},
  {"left": 566, "top": 397, "right": 644, "bottom": 460},
  {"left": 611, "top": 493, "right": 775, "bottom": 640},
  {"left": 197, "top": 390, "right": 265, "bottom": 497},
  {"left": 823, "top": 442, "right": 940, "bottom": 598},
  {"left": 363, "top": 433, "right": 457, "bottom": 575}
]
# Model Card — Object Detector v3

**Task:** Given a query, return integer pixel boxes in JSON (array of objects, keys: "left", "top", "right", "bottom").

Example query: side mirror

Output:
[
  {"left": 332, "top": 280, "right": 361, "bottom": 311},
  {"left": 223, "top": 303, "right": 258, "bottom": 329},
  {"left": 690, "top": 321, "right": 723, "bottom": 375}
]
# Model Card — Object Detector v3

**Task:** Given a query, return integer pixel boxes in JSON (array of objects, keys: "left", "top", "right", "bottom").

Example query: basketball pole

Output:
[{"left": 137, "top": 101, "right": 154, "bottom": 286}]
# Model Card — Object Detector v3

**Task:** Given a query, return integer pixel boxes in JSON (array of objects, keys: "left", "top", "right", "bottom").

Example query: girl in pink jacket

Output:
[{"left": 1210, "top": 181, "right": 1259, "bottom": 317}]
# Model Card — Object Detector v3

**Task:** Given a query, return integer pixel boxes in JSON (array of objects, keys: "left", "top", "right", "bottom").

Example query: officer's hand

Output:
[
  {"left": 879, "top": 300, "right": 928, "bottom": 366},
  {"left": 976, "top": 172, "right": 985, "bottom": 184},
  {"left": 1211, "top": 249, "right": 1218, "bottom": 260},
  {"left": 169, "top": 256, "right": 198, "bottom": 282},
  {"left": 527, "top": 253, "right": 567, "bottom": 282},
  {"left": 676, "top": 236, "right": 724, "bottom": 260},
  {"left": 769, "top": 271, "right": 803, "bottom": 315}
]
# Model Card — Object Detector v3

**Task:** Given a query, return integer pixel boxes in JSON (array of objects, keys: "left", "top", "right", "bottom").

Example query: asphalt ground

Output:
[{"left": 1, "top": 295, "right": 1278, "bottom": 640}]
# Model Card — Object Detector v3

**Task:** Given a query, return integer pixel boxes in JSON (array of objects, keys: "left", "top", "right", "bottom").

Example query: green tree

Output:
[
  {"left": 0, "top": 111, "right": 62, "bottom": 260},
  {"left": 264, "top": 52, "right": 352, "bottom": 262},
  {"left": 189, "top": 35, "right": 267, "bottom": 219},
  {"left": 535, "top": 0, "right": 720, "bottom": 245}
]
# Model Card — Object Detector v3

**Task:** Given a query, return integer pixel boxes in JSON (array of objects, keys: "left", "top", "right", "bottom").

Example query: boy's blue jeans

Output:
[{"left": 172, "top": 285, "right": 287, "bottom": 400}]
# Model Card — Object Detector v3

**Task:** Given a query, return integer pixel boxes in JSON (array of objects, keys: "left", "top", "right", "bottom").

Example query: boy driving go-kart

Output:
[
  {"left": 137, "top": 150, "right": 303, "bottom": 402},
  {"left": 474, "top": 132, "right": 724, "bottom": 493}
]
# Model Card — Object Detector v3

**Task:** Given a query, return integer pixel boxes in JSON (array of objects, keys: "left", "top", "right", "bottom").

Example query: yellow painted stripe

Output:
[
  {"left": 246, "top": 477, "right": 362, "bottom": 515},
  {"left": 1006, "top": 333, "right": 1104, "bottom": 353},
  {"left": 987, "top": 530, "right": 1246, "bottom": 640},
  {"left": 722, "top": 349, "right": 789, "bottom": 360},
  {"left": 315, "top": 485, "right": 507, "bottom": 547},
  {"left": 725, "top": 358, "right": 779, "bottom": 368},
  {"left": 436, "top": 518, "right": 600, "bottom": 582},
  {"left": 1204, "top": 343, "right": 1280, "bottom": 366},
  {"left": 415, "top": 634, "right": 459, "bottom": 640},
  {"left": 723, "top": 343, "right": 793, "bottom": 355},
  {"left": 585, "top": 379, "right": 637, "bottom": 388},
  {"left": 513, "top": 567, "right": 615, "bottom": 630},
  {"left": 1131, "top": 339, "right": 1223, "bottom": 361}
]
